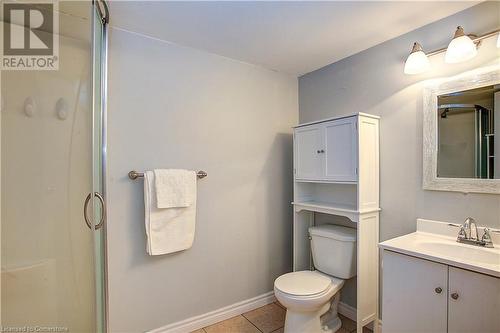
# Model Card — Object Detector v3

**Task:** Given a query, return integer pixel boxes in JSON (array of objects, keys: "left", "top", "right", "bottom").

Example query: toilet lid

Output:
[{"left": 274, "top": 271, "right": 332, "bottom": 296}]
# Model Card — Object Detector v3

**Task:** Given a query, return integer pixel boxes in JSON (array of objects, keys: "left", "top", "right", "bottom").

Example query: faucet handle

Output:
[
  {"left": 482, "top": 228, "right": 494, "bottom": 248},
  {"left": 457, "top": 226, "right": 467, "bottom": 240}
]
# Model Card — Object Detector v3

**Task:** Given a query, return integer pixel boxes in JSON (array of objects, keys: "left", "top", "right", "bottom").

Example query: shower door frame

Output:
[{"left": 92, "top": 1, "right": 109, "bottom": 332}]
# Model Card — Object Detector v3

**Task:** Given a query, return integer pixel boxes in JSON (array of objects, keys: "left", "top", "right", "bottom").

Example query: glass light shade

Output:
[
  {"left": 445, "top": 27, "right": 477, "bottom": 63},
  {"left": 497, "top": 33, "right": 500, "bottom": 48},
  {"left": 404, "top": 43, "right": 430, "bottom": 74}
]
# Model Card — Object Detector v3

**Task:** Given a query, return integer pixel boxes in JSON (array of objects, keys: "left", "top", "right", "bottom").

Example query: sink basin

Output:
[{"left": 416, "top": 241, "right": 500, "bottom": 266}]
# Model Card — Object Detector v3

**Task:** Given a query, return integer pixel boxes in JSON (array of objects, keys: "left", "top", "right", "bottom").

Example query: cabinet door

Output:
[
  {"left": 323, "top": 117, "right": 357, "bottom": 181},
  {"left": 294, "top": 125, "right": 323, "bottom": 180},
  {"left": 448, "top": 267, "right": 500, "bottom": 333},
  {"left": 382, "top": 251, "right": 448, "bottom": 333}
]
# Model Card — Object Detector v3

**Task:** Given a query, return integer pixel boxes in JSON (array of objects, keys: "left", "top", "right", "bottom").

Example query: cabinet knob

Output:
[
  {"left": 451, "top": 292, "right": 459, "bottom": 300},
  {"left": 320, "top": 149, "right": 325, "bottom": 153},
  {"left": 435, "top": 287, "right": 442, "bottom": 294},
  {"left": 317, "top": 150, "right": 321, "bottom": 154}
]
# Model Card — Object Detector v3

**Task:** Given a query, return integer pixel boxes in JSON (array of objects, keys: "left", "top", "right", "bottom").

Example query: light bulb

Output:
[
  {"left": 404, "top": 42, "right": 430, "bottom": 75},
  {"left": 445, "top": 26, "right": 477, "bottom": 63}
]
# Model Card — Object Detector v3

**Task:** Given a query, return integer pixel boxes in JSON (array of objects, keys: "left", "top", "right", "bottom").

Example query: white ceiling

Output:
[{"left": 107, "top": 1, "right": 479, "bottom": 76}]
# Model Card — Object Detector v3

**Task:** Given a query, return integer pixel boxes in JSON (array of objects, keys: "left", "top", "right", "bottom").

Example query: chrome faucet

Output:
[{"left": 457, "top": 217, "right": 494, "bottom": 248}]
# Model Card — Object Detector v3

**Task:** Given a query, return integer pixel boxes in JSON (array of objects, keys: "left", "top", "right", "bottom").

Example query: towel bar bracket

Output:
[{"left": 128, "top": 170, "right": 207, "bottom": 180}]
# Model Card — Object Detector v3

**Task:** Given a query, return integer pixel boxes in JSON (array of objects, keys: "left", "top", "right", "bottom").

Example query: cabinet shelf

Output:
[
  {"left": 295, "top": 178, "right": 358, "bottom": 185},
  {"left": 292, "top": 200, "right": 380, "bottom": 222}
]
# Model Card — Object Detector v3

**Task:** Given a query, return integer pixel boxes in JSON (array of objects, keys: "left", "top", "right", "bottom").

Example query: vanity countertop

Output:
[{"left": 379, "top": 219, "right": 500, "bottom": 277}]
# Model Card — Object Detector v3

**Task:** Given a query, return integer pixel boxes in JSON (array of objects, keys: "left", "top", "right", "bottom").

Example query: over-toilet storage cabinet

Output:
[
  {"left": 382, "top": 250, "right": 500, "bottom": 333},
  {"left": 292, "top": 113, "right": 380, "bottom": 332},
  {"left": 295, "top": 116, "right": 358, "bottom": 181}
]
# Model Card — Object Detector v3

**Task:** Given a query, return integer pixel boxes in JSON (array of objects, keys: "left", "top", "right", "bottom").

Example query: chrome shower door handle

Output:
[{"left": 84, "top": 192, "right": 106, "bottom": 230}]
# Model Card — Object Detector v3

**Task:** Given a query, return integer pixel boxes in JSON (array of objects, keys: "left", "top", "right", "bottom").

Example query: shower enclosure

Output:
[{"left": 1, "top": 1, "right": 109, "bottom": 331}]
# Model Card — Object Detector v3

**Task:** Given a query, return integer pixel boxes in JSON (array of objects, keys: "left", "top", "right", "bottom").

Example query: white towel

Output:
[
  {"left": 154, "top": 169, "right": 196, "bottom": 208},
  {"left": 144, "top": 171, "right": 196, "bottom": 255}
]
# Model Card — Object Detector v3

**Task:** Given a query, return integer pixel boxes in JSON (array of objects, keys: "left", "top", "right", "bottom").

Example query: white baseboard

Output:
[
  {"left": 338, "top": 302, "right": 382, "bottom": 332},
  {"left": 338, "top": 301, "right": 357, "bottom": 322},
  {"left": 149, "top": 292, "right": 276, "bottom": 333}
]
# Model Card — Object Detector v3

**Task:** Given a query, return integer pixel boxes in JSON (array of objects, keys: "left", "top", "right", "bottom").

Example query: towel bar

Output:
[{"left": 128, "top": 170, "right": 207, "bottom": 180}]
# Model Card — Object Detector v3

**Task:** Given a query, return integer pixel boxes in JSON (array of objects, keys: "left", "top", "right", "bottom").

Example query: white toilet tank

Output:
[{"left": 309, "top": 224, "right": 357, "bottom": 279}]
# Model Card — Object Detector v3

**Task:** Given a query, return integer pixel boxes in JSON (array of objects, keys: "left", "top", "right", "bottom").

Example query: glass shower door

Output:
[{"left": 1, "top": 1, "right": 107, "bottom": 332}]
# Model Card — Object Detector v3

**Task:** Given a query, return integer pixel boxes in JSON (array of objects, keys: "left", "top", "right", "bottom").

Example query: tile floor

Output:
[{"left": 190, "top": 302, "right": 371, "bottom": 333}]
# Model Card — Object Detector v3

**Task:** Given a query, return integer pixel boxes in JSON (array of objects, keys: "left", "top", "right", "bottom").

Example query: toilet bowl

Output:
[
  {"left": 274, "top": 224, "right": 357, "bottom": 333},
  {"left": 274, "top": 270, "right": 344, "bottom": 333}
]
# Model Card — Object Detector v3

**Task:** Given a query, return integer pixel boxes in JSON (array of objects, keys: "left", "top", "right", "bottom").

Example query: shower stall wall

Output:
[{"left": 1, "top": 1, "right": 108, "bottom": 332}]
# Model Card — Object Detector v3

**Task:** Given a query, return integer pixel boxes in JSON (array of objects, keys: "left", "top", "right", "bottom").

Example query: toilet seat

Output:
[
  {"left": 275, "top": 270, "right": 343, "bottom": 297},
  {"left": 275, "top": 271, "right": 332, "bottom": 296}
]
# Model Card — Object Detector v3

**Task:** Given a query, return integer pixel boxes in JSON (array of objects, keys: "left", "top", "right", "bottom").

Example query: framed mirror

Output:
[{"left": 423, "top": 66, "right": 500, "bottom": 194}]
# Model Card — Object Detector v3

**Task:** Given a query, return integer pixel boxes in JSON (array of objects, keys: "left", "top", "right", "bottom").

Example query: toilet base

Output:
[
  {"left": 283, "top": 293, "right": 342, "bottom": 333},
  {"left": 320, "top": 292, "right": 342, "bottom": 332}
]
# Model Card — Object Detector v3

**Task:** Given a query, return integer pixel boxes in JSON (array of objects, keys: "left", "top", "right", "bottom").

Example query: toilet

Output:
[{"left": 274, "top": 224, "right": 357, "bottom": 333}]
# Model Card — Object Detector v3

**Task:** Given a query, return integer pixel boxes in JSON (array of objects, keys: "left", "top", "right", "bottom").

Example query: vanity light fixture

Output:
[
  {"left": 404, "top": 42, "right": 431, "bottom": 74},
  {"left": 444, "top": 26, "right": 477, "bottom": 63},
  {"left": 404, "top": 26, "right": 500, "bottom": 75}
]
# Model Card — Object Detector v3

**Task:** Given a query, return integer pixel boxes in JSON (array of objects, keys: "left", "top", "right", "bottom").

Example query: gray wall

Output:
[
  {"left": 299, "top": 2, "right": 500, "bottom": 307},
  {"left": 106, "top": 28, "right": 298, "bottom": 332}
]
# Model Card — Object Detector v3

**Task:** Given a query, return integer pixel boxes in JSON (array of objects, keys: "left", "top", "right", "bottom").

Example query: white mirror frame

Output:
[{"left": 423, "top": 65, "right": 500, "bottom": 194}]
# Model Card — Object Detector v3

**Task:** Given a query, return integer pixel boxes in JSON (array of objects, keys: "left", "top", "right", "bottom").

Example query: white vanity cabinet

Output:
[
  {"left": 294, "top": 116, "right": 357, "bottom": 182},
  {"left": 292, "top": 113, "right": 380, "bottom": 332},
  {"left": 382, "top": 251, "right": 448, "bottom": 333},
  {"left": 382, "top": 250, "right": 500, "bottom": 333},
  {"left": 448, "top": 266, "right": 500, "bottom": 333}
]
